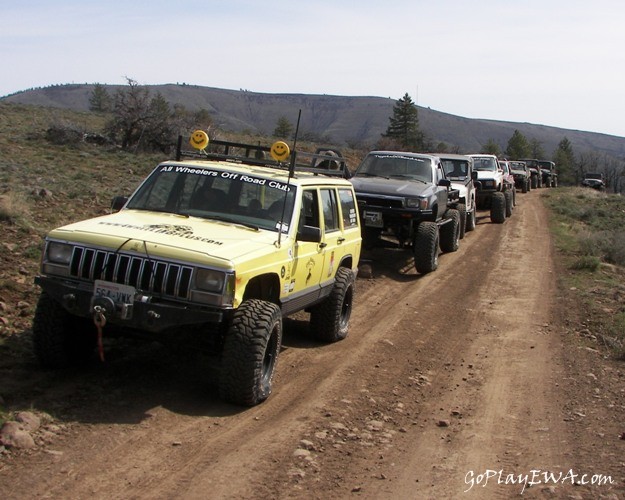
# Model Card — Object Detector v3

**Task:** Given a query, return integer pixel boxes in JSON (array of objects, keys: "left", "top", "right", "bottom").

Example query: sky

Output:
[{"left": 2, "top": 0, "right": 625, "bottom": 138}]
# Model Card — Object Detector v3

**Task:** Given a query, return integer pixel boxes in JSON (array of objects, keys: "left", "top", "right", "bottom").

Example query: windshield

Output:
[
  {"left": 355, "top": 154, "right": 432, "bottom": 183},
  {"left": 126, "top": 163, "right": 295, "bottom": 233},
  {"left": 441, "top": 159, "right": 469, "bottom": 179},
  {"left": 472, "top": 157, "right": 498, "bottom": 171}
]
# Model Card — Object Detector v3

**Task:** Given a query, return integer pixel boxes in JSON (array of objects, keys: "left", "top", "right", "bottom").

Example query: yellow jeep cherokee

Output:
[{"left": 33, "top": 135, "right": 362, "bottom": 406}]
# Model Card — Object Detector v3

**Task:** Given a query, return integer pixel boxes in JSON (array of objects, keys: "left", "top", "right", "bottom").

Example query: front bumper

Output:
[{"left": 35, "top": 275, "right": 226, "bottom": 332}]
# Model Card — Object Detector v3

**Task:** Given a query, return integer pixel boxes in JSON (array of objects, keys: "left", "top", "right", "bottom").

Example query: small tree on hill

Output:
[
  {"left": 529, "top": 138, "right": 546, "bottom": 159},
  {"left": 104, "top": 77, "right": 189, "bottom": 153},
  {"left": 273, "top": 116, "right": 293, "bottom": 138},
  {"left": 383, "top": 93, "right": 424, "bottom": 151},
  {"left": 89, "top": 83, "right": 111, "bottom": 112},
  {"left": 552, "top": 137, "right": 575, "bottom": 185},
  {"left": 481, "top": 139, "right": 501, "bottom": 156},
  {"left": 504, "top": 130, "right": 531, "bottom": 159}
]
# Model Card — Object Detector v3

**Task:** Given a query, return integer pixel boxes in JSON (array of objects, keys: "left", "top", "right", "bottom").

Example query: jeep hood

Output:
[
  {"left": 350, "top": 176, "right": 432, "bottom": 197},
  {"left": 475, "top": 171, "right": 500, "bottom": 180},
  {"left": 46, "top": 210, "right": 282, "bottom": 266},
  {"left": 451, "top": 182, "right": 469, "bottom": 199}
]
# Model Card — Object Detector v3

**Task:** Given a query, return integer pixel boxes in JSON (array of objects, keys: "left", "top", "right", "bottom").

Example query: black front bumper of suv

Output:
[{"left": 35, "top": 275, "right": 225, "bottom": 333}]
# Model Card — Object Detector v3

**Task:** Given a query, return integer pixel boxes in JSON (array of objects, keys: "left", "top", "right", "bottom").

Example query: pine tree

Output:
[
  {"left": 383, "top": 93, "right": 424, "bottom": 150},
  {"left": 88, "top": 83, "right": 111, "bottom": 112},
  {"left": 273, "top": 116, "right": 293, "bottom": 138},
  {"left": 482, "top": 139, "right": 501, "bottom": 156},
  {"left": 553, "top": 137, "right": 575, "bottom": 185},
  {"left": 504, "top": 130, "right": 531, "bottom": 159}
]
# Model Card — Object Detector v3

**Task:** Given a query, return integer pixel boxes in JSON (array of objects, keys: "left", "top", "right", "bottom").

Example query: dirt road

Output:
[{"left": 1, "top": 191, "right": 623, "bottom": 499}]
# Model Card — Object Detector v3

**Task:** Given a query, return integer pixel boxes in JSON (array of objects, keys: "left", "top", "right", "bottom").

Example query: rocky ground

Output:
[{"left": 0, "top": 190, "right": 624, "bottom": 499}]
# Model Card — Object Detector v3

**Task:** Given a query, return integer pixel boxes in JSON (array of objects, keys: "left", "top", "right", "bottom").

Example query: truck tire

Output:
[
  {"left": 32, "top": 291, "right": 96, "bottom": 368},
  {"left": 504, "top": 191, "right": 513, "bottom": 217},
  {"left": 440, "top": 209, "right": 460, "bottom": 253},
  {"left": 490, "top": 192, "right": 506, "bottom": 223},
  {"left": 413, "top": 221, "right": 439, "bottom": 274},
  {"left": 466, "top": 206, "right": 476, "bottom": 232},
  {"left": 310, "top": 267, "right": 354, "bottom": 343},
  {"left": 522, "top": 179, "right": 528, "bottom": 193},
  {"left": 531, "top": 176, "right": 537, "bottom": 189},
  {"left": 219, "top": 299, "right": 282, "bottom": 406},
  {"left": 456, "top": 203, "right": 467, "bottom": 239}
]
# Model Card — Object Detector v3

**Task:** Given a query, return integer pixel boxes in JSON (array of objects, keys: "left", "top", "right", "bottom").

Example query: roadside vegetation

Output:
[{"left": 542, "top": 187, "right": 625, "bottom": 358}]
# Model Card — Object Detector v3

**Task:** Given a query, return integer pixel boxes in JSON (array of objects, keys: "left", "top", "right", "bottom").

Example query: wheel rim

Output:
[
  {"left": 339, "top": 285, "right": 353, "bottom": 329},
  {"left": 261, "top": 326, "right": 280, "bottom": 387}
]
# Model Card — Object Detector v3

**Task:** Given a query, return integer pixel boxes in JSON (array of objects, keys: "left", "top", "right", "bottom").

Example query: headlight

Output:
[
  {"left": 406, "top": 198, "right": 428, "bottom": 209},
  {"left": 195, "top": 268, "right": 227, "bottom": 293},
  {"left": 483, "top": 180, "right": 495, "bottom": 188},
  {"left": 47, "top": 241, "right": 73, "bottom": 264}
]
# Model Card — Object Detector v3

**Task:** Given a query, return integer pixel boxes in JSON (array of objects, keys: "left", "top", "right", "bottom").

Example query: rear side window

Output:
[
  {"left": 338, "top": 188, "right": 358, "bottom": 229},
  {"left": 320, "top": 188, "right": 339, "bottom": 232}
]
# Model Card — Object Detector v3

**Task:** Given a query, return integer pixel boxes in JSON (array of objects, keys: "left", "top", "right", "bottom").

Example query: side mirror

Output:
[
  {"left": 111, "top": 196, "right": 128, "bottom": 212},
  {"left": 297, "top": 225, "right": 322, "bottom": 243},
  {"left": 471, "top": 170, "right": 478, "bottom": 180},
  {"left": 438, "top": 178, "right": 451, "bottom": 187}
]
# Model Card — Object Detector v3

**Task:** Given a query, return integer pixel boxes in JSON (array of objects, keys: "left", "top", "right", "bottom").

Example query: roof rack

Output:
[{"left": 174, "top": 135, "right": 350, "bottom": 178}]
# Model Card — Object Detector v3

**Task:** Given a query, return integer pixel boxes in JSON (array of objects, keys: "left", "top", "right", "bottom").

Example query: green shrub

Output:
[{"left": 570, "top": 255, "right": 601, "bottom": 271}]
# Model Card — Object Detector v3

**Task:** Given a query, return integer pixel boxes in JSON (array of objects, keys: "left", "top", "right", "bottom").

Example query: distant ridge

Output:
[{"left": 3, "top": 83, "right": 625, "bottom": 158}]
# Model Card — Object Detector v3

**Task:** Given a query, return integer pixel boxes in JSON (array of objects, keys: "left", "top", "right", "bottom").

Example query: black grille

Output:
[
  {"left": 358, "top": 196, "right": 404, "bottom": 209},
  {"left": 69, "top": 246, "right": 193, "bottom": 299}
]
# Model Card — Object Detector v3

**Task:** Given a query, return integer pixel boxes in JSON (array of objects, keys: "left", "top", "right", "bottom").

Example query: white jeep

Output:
[
  {"left": 468, "top": 154, "right": 512, "bottom": 224},
  {"left": 438, "top": 153, "right": 478, "bottom": 238}
]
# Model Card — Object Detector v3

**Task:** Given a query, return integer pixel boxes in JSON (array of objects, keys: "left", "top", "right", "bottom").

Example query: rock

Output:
[
  {"left": 299, "top": 439, "right": 315, "bottom": 450},
  {"left": 15, "top": 411, "right": 41, "bottom": 432},
  {"left": 437, "top": 420, "right": 451, "bottom": 427},
  {"left": 293, "top": 448, "right": 311, "bottom": 458},
  {"left": 0, "top": 421, "right": 36, "bottom": 449}
]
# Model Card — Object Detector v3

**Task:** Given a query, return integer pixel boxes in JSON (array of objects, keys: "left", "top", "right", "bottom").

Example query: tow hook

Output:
[{"left": 92, "top": 304, "right": 107, "bottom": 362}]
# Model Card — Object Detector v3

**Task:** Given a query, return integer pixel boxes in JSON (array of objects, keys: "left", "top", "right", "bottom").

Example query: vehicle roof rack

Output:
[{"left": 174, "top": 136, "right": 350, "bottom": 178}]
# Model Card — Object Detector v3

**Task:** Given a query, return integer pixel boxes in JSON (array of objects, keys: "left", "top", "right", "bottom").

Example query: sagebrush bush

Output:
[
  {"left": 0, "top": 193, "right": 28, "bottom": 224},
  {"left": 570, "top": 255, "right": 601, "bottom": 271},
  {"left": 604, "top": 231, "right": 625, "bottom": 266}
]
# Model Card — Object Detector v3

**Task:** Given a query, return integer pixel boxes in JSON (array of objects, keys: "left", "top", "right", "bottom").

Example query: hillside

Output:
[{"left": 4, "top": 83, "right": 625, "bottom": 158}]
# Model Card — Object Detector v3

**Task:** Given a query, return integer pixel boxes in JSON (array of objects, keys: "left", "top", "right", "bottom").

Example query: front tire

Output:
[
  {"left": 504, "top": 191, "right": 513, "bottom": 217},
  {"left": 456, "top": 203, "right": 467, "bottom": 239},
  {"left": 310, "top": 267, "right": 355, "bottom": 343},
  {"left": 490, "top": 192, "right": 506, "bottom": 223},
  {"left": 219, "top": 299, "right": 282, "bottom": 406},
  {"left": 440, "top": 209, "right": 460, "bottom": 253},
  {"left": 413, "top": 221, "right": 439, "bottom": 274},
  {"left": 466, "top": 205, "right": 477, "bottom": 232}
]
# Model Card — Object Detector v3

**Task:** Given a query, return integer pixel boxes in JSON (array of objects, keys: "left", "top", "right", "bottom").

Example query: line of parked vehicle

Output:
[{"left": 349, "top": 151, "right": 558, "bottom": 275}]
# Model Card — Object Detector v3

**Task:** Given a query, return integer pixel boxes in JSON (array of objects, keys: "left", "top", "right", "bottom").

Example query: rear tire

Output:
[
  {"left": 490, "top": 192, "right": 506, "bottom": 223},
  {"left": 310, "top": 267, "right": 354, "bottom": 343},
  {"left": 219, "top": 299, "right": 282, "bottom": 406},
  {"left": 413, "top": 221, "right": 439, "bottom": 274}
]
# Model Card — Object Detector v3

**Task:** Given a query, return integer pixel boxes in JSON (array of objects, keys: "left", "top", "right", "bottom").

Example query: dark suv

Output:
[{"left": 350, "top": 151, "right": 461, "bottom": 274}]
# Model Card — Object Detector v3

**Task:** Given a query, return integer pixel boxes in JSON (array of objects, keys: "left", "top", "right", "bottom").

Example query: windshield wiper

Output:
[{"left": 204, "top": 215, "right": 259, "bottom": 231}]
